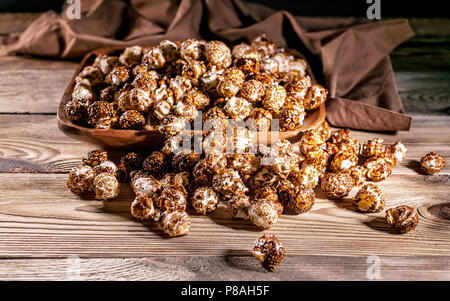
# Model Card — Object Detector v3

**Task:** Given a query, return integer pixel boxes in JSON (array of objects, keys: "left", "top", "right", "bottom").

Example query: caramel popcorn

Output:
[
  {"left": 385, "top": 205, "right": 419, "bottom": 233},
  {"left": 349, "top": 165, "right": 367, "bottom": 186},
  {"left": 365, "top": 154, "right": 395, "bottom": 182},
  {"left": 248, "top": 108, "right": 272, "bottom": 132},
  {"left": 159, "top": 209, "right": 191, "bottom": 237},
  {"left": 278, "top": 102, "right": 306, "bottom": 131},
  {"left": 131, "top": 174, "right": 161, "bottom": 197},
  {"left": 93, "top": 161, "right": 117, "bottom": 177},
  {"left": 191, "top": 187, "right": 219, "bottom": 215},
  {"left": 330, "top": 151, "right": 358, "bottom": 172},
  {"left": 320, "top": 172, "right": 354, "bottom": 199},
  {"left": 227, "top": 193, "right": 252, "bottom": 220},
  {"left": 205, "top": 40, "right": 232, "bottom": 68},
  {"left": 248, "top": 199, "right": 283, "bottom": 229},
  {"left": 353, "top": 184, "right": 385, "bottom": 213},
  {"left": 420, "top": 152, "right": 446, "bottom": 175},
  {"left": 119, "top": 110, "right": 145, "bottom": 129},
  {"left": 304, "top": 84, "right": 328, "bottom": 111},
  {"left": 119, "top": 46, "right": 142, "bottom": 66},
  {"left": 262, "top": 85, "right": 287, "bottom": 113},
  {"left": 156, "top": 185, "right": 187, "bottom": 211},
  {"left": 223, "top": 96, "right": 252, "bottom": 120},
  {"left": 361, "top": 138, "right": 384, "bottom": 158},
  {"left": 82, "top": 150, "right": 108, "bottom": 167},
  {"left": 278, "top": 181, "right": 315, "bottom": 214},
  {"left": 253, "top": 234, "right": 285, "bottom": 271},
  {"left": 385, "top": 141, "right": 407, "bottom": 163},
  {"left": 93, "top": 172, "right": 119, "bottom": 200},
  {"left": 239, "top": 80, "right": 265, "bottom": 104},
  {"left": 131, "top": 195, "right": 160, "bottom": 222},
  {"left": 66, "top": 165, "right": 95, "bottom": 195},
  {"left": 212, "top": 168, "right": 248, "bottom": 199}
]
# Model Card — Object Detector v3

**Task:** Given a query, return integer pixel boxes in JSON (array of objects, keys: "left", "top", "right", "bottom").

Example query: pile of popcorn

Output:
[{"left": 65, "top": 35, "right": 327, "bottom": 133}]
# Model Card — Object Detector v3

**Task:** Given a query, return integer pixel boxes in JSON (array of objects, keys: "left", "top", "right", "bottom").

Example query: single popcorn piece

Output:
[
  {"left": 82, "top": 150, "right": 108, "bottom": 167},
  {"left": 385, "top": 141, "right": 407, "bottom": 163},
  {"left": 184, "top": 89, "right": 210, "bottom": 110},
  {"left": 205, "top": 40, "right": 232, "bottom": 68},
  {"left": 93, "top": 54, "right": 119, "bottom": 75},
  {"left": 204, "top": 153, "right": 228, "bottom": 174},
  {"left": 87, "top": 101, "right": 115, "bottom": 129},
  {"left": 142, "top": 46, "right": 166, "bottom": 69},
  {"left": 180, "top": 38, "right": 205, "bottom": 61},
  {"left": 349, "top": 165, "right": 367, "bottom": 186},
  {"left": 386, "top": 205, "right": 419, "bottom": 233},
  {"left": 170, "top": 75, "right": 193, "bottom": 101},
  {"left": 262, "top": 85, "right": 287, "bottom": 113},
  {"left": 316, "top": 120, "right": 332, "bottom": 141},
  {"left": 251, "top": 34, "right": 277, "bottom": 56},
  {"left": 119, "top": 110, "right": 145, "bottom": 129},
  {"left": 227, "top": 153, "right": 260, "bottom": 178},
  {"left": 93, "top": 172, "right": 119, "bottom": 200},
  {"left": 297, "top": 162, "right": 321, "bottom": 189},
  {"left": 72, "top": 83, "right": 94, "bottom": 102},
  {"left": 142, "top": 151, "right": 167, "bottom": 174},
  {"left": 159, "top": 40, "right": 180, "bottom": 63},
  {"left": 76, "top": 66, "right": 103, "bottom": 86},
  {"left": 304, "top": 84, "right": 328, "bottom": 111},
  {"left": 172, "top": 150, "right": 201, "bottom": 172},
  {"left": 361, "top": 138, "right": 384, "bottom": 158},
  {"left": 284, "top": 74, "right": 311, "bottom": 102},
  {"left": 353, "top": 184, "right": 385, "bottom": 213},
  {"left": 248, "top": 199, "right": 283, "bottom": 229},
  {"left": 212, "top": 168, "right": 248, "bottom": 199},
  {"left": 202, "top": 129, "right": 226, "bottom": 154},
  {"left": 119, "top": 46, "right": 142, "bottom": 66},
  {"left": 253, "top": 234, "right": 285, "bottom": 272},
  {"left": 320, "top": 172, "right": 354, "bottom": 199},
  {"left": 117, "top": 87, "right": 152, "bottom": 113},
  {"left": 153, "top": 99, "right": 172, "bottom": 120},
  {"left": 203, "top": 106, "right": 229, "bottom": 132},
  {"left": 231, "top": 43, "right": 252, "bottom": 59},
  {"left": 259, "top": 56, "right": 279, "bottom": 75},
  {"left": 160, "top": 172, "right": 191, "bottom": 189},
  {"left": 173, "top": 101, "right": 198, "bottom": 122},
  {"left": 227, "top": 193, "right": 252, "bottom": 220},
  {"left": 365, "top": 154, "right": 395, "bottom": 182},
  {"left": 248, "top": 108, "right": 272, "bottom": 132},
  {"left": 191, "top": 187, "right": 219, "bottom": 215},
  {"left": 234, "top": 57, "right": 260, "bottom": 76},
  {"left": 277, "top": 181, "right": 315, "bottom": 214},
  {"left": 65, "top": 100, "right": 89, "bottom": 124},
  {"left": 131, "top": 174, "right": 161, "bottom": 197},
  {"left": 105, "top": 65, "right": 131, "bottom": 86},
  {"left": 299, "top": 130, "right": 325, "bottom": 155},
  {"left": 217, "top": 69, "right": 245, "bottom": 98},
  {"left": 131, "top": 195, "right": 160, "bottom": 222},
  {"left": 132, "top": 72, "right": 158, "bottom": 92},
  {"left": 254, "top": 186, "right": 279, "bottom": 203},
  {"left": 420, "top": 152, "right": 446, "bottom": 175},
  {"left": 330, "top": 151, "right": 358, "bottom": 172},
  {"left": 155, "top": 185, "right": 187, "bottom": 211},
  {"left": 193, "top": 160, "right": 214, "bottom": 188},
  {"left": 181, "top": 59, "right": 207, "bottom": 79},
  {"left": 66, "top": 165, "right": 95, "bottom": 195},
  {"left": 159, "top": 209, "right": 191, "bottom": 237},
  {"left": 223, "top": 96, "right": 252, "bottom": 120},
  {"left": 278, "top": 102, "right": 306, "bottom": 131},
  {"left": 239, "top": 80, "right": 265, "bottom": 104},
  {"left": 93, "top": 160, "right": 117, "bottom": 177},
  {"left": 159, "top": 115, "right": 186, "bottom": 137},
  {"left": 120, "top": 152, "right": 144, "bottom": 171}
]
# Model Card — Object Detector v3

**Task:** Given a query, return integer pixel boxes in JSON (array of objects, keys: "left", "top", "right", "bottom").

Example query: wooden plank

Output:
[
  {"left": 0, "top": 256, "right": 448, "bottom": 281},
  {"left": 0, "top": 13, "right": 40, "bottom": 35},
  {"left": 0, "top": 114, "right": 449, "bottom": 173},
  {"left": 0, "top": 173, "right": 448, "bottom": 258}
]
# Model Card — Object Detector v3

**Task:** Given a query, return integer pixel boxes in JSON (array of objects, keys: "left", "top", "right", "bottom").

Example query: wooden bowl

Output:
[{"left": 57, "top": 47, "right": 325, "bottom": 149}]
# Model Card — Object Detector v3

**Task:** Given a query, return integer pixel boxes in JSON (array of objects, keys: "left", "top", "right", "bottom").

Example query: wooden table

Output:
[{"left": 0, "top": 14, "right": 449, "bottom": 281}]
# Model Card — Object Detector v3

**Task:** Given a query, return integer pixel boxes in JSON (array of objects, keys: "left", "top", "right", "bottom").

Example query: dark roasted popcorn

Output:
[
  {"left": 253, "top": 234, "right": 285, "bottom": 271},
  {"left": 65, "top": 99, "right": 89, "bottom": 124},
  {"left": 93, "top": 161, "right": 117, "bottom": 177},
  {"left": 119, "top": 110, "right": 145, "bottom": 129},
  {"left": 385, "top": 205, "right": 419, "bottom": 233},
  {"left": 212, "top": 168, "right": 248, "bottom": 199},
  {"left": 82, "top": 150, "right": 108, "bottom": 167},
  {"left": 277, "top": 181, "right": 315, "bottom": 214},
  {"left": 353, "top": 184, "right": 385, "bottom": 213},
  {"left": 120, "top": 152, "right": 145, "bottom": 171},
  {"left": 155, "top": 185, "right": 187, "bottom": 211},
  {"left": 67, "top": 165, "right": 95, "bottom": 195},
  {"left": 142, "top": 151, "right": 167, "bottom": 174}
]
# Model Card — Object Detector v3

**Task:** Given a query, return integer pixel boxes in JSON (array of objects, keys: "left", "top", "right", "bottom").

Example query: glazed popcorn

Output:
[
  {"left": 385, "top": 141, "right": 407, "bottom": 163},
  {"left": 82, "top": 150, "right": 108, "bottom": 167},
  {"left": 330, "top": 150, "right": 358, "bottom": 172},
  {"left": 212, "top": 168, "right": 248, "bottom": 199},
  {"left": 304, "top": 84, "right": 328, "bottom": 111},
  {"left": 278, "top": 103, "right": 306, "bottom": 131},
  {"left": 191, "top": 187, "right": 220, "bottom": 215},
  {"left": 131, "top": 174, "right": 161, "bottom": 197},
  {"left": 262, "top": 85, "right": 287, "bottom": 113},
  {"left": 155, "top": 185, "right": 188, "bottom": 211},
  {"left": 93, "top": 161, "right": 117, "bottom": 177},
  {"left": 93, "top": 172, "right": 120, "bottom": 200},
  {"left": 320, "top": 172, "right": 354, "bottom": 199},
  {"left": 253, "top": 234, "right": 285, "bottom": 272},
  {"left": 297, "top": 162, "right": 321, "bottom": 189},
  {"left": 66, "top": 165, "right": 95, "bottom": 195},
  {"left": 227, "top": 193, "right": 252, "bottom": 220},
  {"left": 361, "top": 138, "right": 384, "bottom": 158},
  {"left": 349, "top": 165, "right": 367, "bottom": 186},
  {"left": 248, "top": 108, "right": 272, "bottom": 132},
  {"left": 420, "top": 152, "right": 446, "bottom": 175},
  {"left": 277, "top": 182, "right": 315, "bottom": 214},
  {"left": 119, "top": 110, "right": 145, "bottom": 129},
  {"left": 248, "top": 199, "right": 283, "bottom": 229},
  {"left": 131, "top": 195, "right": 160, "bottom": 222},
  {"left": 365, "top": 154, "right": 395, "bottom": 182},
  {"left": 223, "top": 96, "right": 252, "bottom": 120},
  {"left": 385, "top": 205, "right": 419, "bottom": 233},
  {"left": 353, "top": 184, "right": 385, "bottom": 213},
  {"left": 142, "top": 151, "right": 167, "bottom": 174},
  {"left": 159, "top": 209, "right": 191, "bottom": 237}
]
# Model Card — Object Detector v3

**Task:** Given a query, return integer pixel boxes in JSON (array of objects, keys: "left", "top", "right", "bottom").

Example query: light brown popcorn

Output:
[
  {"left": 142, "top": 151, "right": 167, "bottom": 175},
  {"left": 227, "top": 193, "right": 252, "bottom": 220},
  {"left": 272, "top": 52, "right": 293, "bottom": 74},
  {"left": 131, "top": 195, "right": 161, "bottom": 222},
  {"left": 238, "top": 80, "right": 265, "bottom": 104},
  {"left": 288, "top": 58, "right": 308, "bottom": 76},
  {"left": 225, "top": 126, "right": 255, "bottom": 154},
  {"left": 118, "top": 87, "right": 152, "bottom": 112},
  {"left": 93, "top": 172, "right": 119, "bottom": 200},
  {"left": 267, "top": 154, "right": 298, "bottom": 179},
  {"left": 420, "top": 152, "right": 446, "bottom": 175},
  {"left": 82, "top": 150, "right": 108, "bottom": 167},
  {"left": 223, "top": 96, "right": 252, "bottom": 120},
  {"left": 329, "top": 129, "right": 351, "bottom": 144},
  {"left": 67, "top": 165, "right": 95, "bottom": 195},
  {"left": 262, "top": 85, "right": 287, "bottom": 113},
  {"left": 172, "top": 150, "right": 201, "bottom": 172},
  {"left": 72, "top": 83, "right": 94, "bottom": 102},
  {"left": 259, "top": 56, "right": 279, "bottom": 74},
  {"left": 180, "top": 38, "right": 205, "bottom": 61},
  {"left": 142, "top": 46, "right": 166, "bottom": 69},
  {"left": 304, "top": 145, "right": 329, "bottom": 167},
  {"left": 234, "top": 57, "right": 260, "bottom": 76},
  {"left": 184, "top": 89, "right": 210, "bottom": 110},
  {"left": 159, "top": 40, "right": 180, "bottom": 63},
  {"left": 131, "top": 174, "right": 161, "bottom": 197},
  {"left": 349, "top": 165, "right": 367, "bottom": 186},
  {"left": 200, "top": 65, "right": 224, "bottom": 96},
  {"left": 191, "top": 187, "right": 219, "bottom": 215},
  {"left": 65, "top": 100, "right": 89, "bottom": 124},
  {"left": 217, "top": 73, "right": 245, "bottom": 98},
  {"left": 254, "top": 186, "right": 279, "bottom": 203},
  {"left": 132, "top": 71, "right": 158, "bottom": 92},
  {"left": 320, "top": 172, "right": 354, "bottom": 199},
  {"left": 204, "top": 40, "right": 232, "bottom": 68},
  {"left": 231, "top": 43, "right": 252, "bottom": 59},
  {"left": 248, "top": 108, "right": 272, "bottom": 132},
  {"left": 181, "top": 59, "right": 207, "bottom": 79},
  {"left": 316, "top": 120, "right": 332, "bottom": 141},
  {"left": 227, "top": 153, "right": 260, "bottom": 178},
  {"left": 105, "top": 65, "right": 131, "bottom": 86},
  {"left": 93, "top": 54, "right": 119, "bottom": 75},
  {"left": 304, "top": 84, "right": 328, "bottom": 111},
  {"left": 155, "top": 185, "right": 187, "bottom": 211},
  {"left": 153, "top": 99, "right": 172, "bottom": 120},
  {"left": 204, "top": 153, "right": 228, "bottom": 175},
  {"left": 192, "top": 160, "right": 214, "bottom": 188},
  {"left": 93, "top": 161, "right": 117, "bottom": 177},
  {"left": 248, "top": 199, "right": 283, "bottom": 229},
  {"left": 202, "top": 130, "right": 226, "bottom": 154},
  {"left": 170, "top": 75, "right": 193, "bottom": 101},
  {"left": 299, "top": 130, "right": 325, "bottom": 155},
  {"left": 212, "top": 168, "right": 248, "bottom": 199},
  {"left": 159, "top": 209, "right": 191, "bottom": 237},
  {"left": 251, "top": 34, "right": 277, "bottom": 56},
  {"left": 119, "top": 110, "right": 145, "bottom": 129},
  {"left": 253, "top": 72, "right": 278, "bottom": 88},
  {"left": 365, "top": 154, "right": 395, "bottom": 182},
  {"left": 119, "top": 46, "right": 143, "bottom": 66},
  {"left": 284, "top": 74, "right": 311, "bottom": 101},
  {"left": 353, "top": 184, "right": 385, "bottom": 213},
  {"left": 160, "top": 172, "right": 191, "bottom": 189},
  {"left": 361, "top": 138, "right": 384, "bottom": 158},
  {"left": 253, "top": 234, "right": 285, "bottom": 272},
  {"left": 203, "top": 106, "right": 229, "bottom": 132},
  {"left": 251, "top": 168, "right": 279, "bottom": 189},
  {"left": 297, "top": 162, "right": 321, "bottom": 189},
  {"left": 277, "top": 182, "right": 315, "bottom": 214},
  {"left": 173, "top": 101, "right": 198, "bottom": 122},
  {"left": 385, "top": 205, "right": 419, "bottom": 233},
  {"left": 385, "top": 141, "right": 407, "bottom": 163},
  {"left": 330, "top": 151, "right": 358, "bottom": 172},
  {"left": 279, "top": 102, "right": 306, "bottom": 131},
  {"left": 159, "top": 115, "right": 186, "bottom": 137},
  {"left": 76, "top": 66, "right": 103, "bottom": 86}
]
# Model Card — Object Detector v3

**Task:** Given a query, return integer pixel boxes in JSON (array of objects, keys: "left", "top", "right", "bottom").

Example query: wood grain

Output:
[
  {"left": 0, "top": 173, "right": 448, "bottom": 258},
  {"left": 0, "top": 256, "right": 449, "bottom": 281}
]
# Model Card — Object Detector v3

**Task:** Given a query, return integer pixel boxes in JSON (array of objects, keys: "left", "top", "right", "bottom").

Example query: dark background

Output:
[{"left": 0, "top": 0, "right": 447, "bottom": 17}]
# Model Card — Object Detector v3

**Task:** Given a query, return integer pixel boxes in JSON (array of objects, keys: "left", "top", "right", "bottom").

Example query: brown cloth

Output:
[{"left": 2, "top": 0, "right": 414, "bottom": 131}]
